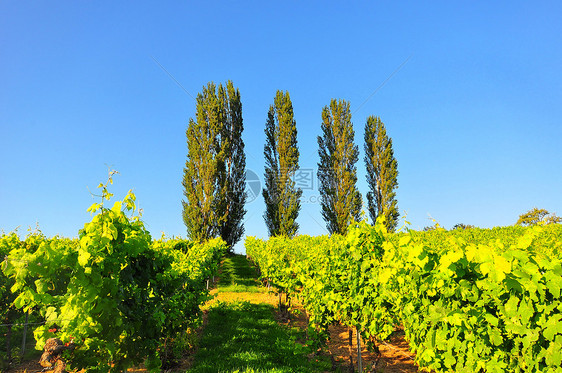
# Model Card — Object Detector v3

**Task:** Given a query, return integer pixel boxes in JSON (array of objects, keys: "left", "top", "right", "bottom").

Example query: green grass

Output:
[
  {"left": 188, "top": 301, "right": 330, "bottom": 372},
  {"left": 217, "top": 255, "right": 263, "bottom": 293},
  {"left": 187, "top": 255, "right": 332, "bottom": 373}
]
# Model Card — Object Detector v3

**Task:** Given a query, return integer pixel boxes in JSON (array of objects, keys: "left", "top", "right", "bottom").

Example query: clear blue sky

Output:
[{"left": 1, "top": 1, "right": 561, "bottom": 252}]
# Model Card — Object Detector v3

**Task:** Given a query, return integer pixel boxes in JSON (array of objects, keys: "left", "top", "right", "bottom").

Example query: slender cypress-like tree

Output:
[
  {"left": 183, "top": 81, "right": 247, "bottom": 246},
  {"left": 263, "top": 90, "right": 302, "bottom": 237},
  {"left": 182, "top": 82, "right": 225, "bottom": 242},
  {"left": 217, "top": 81, "right": 247, "bottom": 250},
  {"left": 263, "top": 109, "right": 280, "bottom": 236},
  {"left": 317, "top": 99, "right": 362, "bottom": 235},
  {"left": 364, "top": 115, "right": 399, "bottom": 231}
]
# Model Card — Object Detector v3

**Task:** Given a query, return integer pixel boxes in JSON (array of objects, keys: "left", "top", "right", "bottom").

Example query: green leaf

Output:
[
  {"left": 504, "top": 296, "right": 520, "bottom": 318},
  {"left": 34, "top": 279, "right": 47, "bottom": 293},
  {"left": 13, "top": 293, "right": 27, "bottom": 309},
  {"left": 518, "top": 300, "right": 534, "bottom": 325},
  {"left": 504, "top": 275, "right": 523, "bottom": 293},
  {"left": 78, "top": 249, "right": 91, "bottom": 267},
  {"left": 488, "top": 327, "right": 503, "bottom": 346},
  {"left": 443, "top": 351, "right": 456, "bottom": 368},
  {"left": 545, "top": 272, "right": 562, "bottom": 298},
  {"left": 87, "top": 203, "right": 100, "bottom": 213},
  {"left": 494, "top": 255, "right": 511, "bottom": 277},
  {"left": 111, "top": 201, "right": 123, "bottom": 213},
  {"left": 484, "top": 313, "right": 499, "bottom": 327},
  {"left": 543, "top": 314, "right": 562, "bottom": 341},
  {"left": 545, "top": 335, "right": 562, "bottom": 366}
]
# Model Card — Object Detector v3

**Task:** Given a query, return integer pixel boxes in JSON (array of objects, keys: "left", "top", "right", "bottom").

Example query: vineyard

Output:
[
  {"left": 2, "top": 179, "right": 562, "bottom": 372},
  {"left": 1, "top": 183, "right": 225, "bottom": 372},
  {"left": 246, "top": 221, "right": 562, "bottom": 373}
]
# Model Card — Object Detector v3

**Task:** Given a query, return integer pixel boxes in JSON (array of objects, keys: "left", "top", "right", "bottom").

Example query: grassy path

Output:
[{"left": 187, "top": 255, "right": 332, "bottom": 373}]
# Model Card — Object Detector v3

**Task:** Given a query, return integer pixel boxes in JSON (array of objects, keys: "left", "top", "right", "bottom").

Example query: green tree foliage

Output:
[
  {"left": 516, "top": 207, "right": 562, "bottom": 226},
  {"left": 452, "top": 223, "right": 475, "bottom": 230},
  {"left": 364, "top": 115, "right": 399, "bottom": 232},
  {"left": 317, "top": 99, "right": 362, "bottom": 234},
  {"left": 262, "top": 90, "right": 302, "bottom": 237},
  {"left": 183, "top": 81, "right": 246, "bottom": 246},
  {"left": 217, "top": 81, "right": 247, "bottom": 250},
  {"left": 183, "top": 82, "right": 225, "bottom": 242}
]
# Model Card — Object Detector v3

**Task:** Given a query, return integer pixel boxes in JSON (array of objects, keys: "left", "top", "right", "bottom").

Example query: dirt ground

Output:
[
  {"left": 3, "top": 359, "right": 41, "bottom": 373},
  {"left": 278, "top": 304, "right": 425, "bottom": 373},
  {"left": 326, "top": 324, "right": 422, "bottom": 373}
]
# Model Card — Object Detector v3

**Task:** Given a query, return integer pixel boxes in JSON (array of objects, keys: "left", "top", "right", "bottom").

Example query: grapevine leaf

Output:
[
  {"left": 443, "top": 351, "right": 456, "bottom": 368},
  {"left": 504, "top": 296, "right": 520, "bottom": 318},
  {"left": 484, "top": 313, "right": 499, "bottom": 327},
  {"left": 494, "top": 255, "right": 511, "bottom": 275},
  {"left": 78, "top": 249, "right": 91, "bottom": 267},
  {"left": 504, "top": 275, "right": 523, "bottom": 293},
  {"left": 545, "top": 271, "right": 562, "bottom": 298},
  {"left": 545, "top": 335, "right": 562, "bottom": 366},
  {"left": 543, "top": 314, "right": 562, "bottom": 341},
  {"left": 87, "top": 203, "right": 100, "bottom": 213},
  {"left": 488, "top": 327, "right": 503, "bottom": 346}
]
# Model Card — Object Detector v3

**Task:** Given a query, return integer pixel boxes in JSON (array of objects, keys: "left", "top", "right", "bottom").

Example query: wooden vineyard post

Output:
[
  {"left": 6, "top": 324, "right": 12, "bottom": 365},
  {"left": 348, "top": 327, "right": 354, "bottom": 370},
  {"left": 21, "top": 311, "right": 29, "bottom": 356},
  {"left": 356, "top": 326, "right": 363, "bottom": 372}
]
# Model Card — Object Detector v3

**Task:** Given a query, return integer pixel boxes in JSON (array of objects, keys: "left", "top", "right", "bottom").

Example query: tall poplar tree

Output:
[
  {"left": 182, "top": 81, "right": 246, "bottom": 245},
  {"left": 317, "top": 99, "right": 362, "bottom": 235},
  {"left": 364, "top": 115, "right": 399, "bottom": 231},
  {"left": 263, "top": 90, "right": 302, "bottom": 237},
  {"left": 365, "top": 115, "right": 400, "bottom": 232},
  {"left": 217, "top": 81, "right": 247, "bottom": 249},
  {"left": 182, "top": 82, "right": 225, "bottom": 242}
]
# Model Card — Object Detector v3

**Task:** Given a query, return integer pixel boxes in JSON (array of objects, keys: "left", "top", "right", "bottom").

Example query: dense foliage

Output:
[
  {"left": 364, "top": 115, "right": 399, "bottom": 232},
  {"left": 262, "top": 90, "right": 302, "bottom": 237},
  {"left": 183, "top": 81, "right": 247, "bottom": 247},
  {"left": 246, "top": 222, "right": 562, "bottom": 372},
  {"left": 217, "top": 80, "right": 247, "bottom": 249},
  {"left": 317, "top": 98, "right": 362, "bottom": 234},
  {"left": 0, "top": 232, "right": 23, "bottom": 328},
  {"left": 2, "top": 183, "right": 225, "bottom": 372},
  {"left": 517, "top": 207, "right": 561, "bottom": 226}
]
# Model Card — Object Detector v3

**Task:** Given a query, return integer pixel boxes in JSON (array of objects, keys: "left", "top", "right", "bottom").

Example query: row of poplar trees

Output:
[
  {"left": 264, "top": 92, "right": 399, "bottom": 236},
  {"left": 182, "top": 82, "right": 399, "bottom": 250}
]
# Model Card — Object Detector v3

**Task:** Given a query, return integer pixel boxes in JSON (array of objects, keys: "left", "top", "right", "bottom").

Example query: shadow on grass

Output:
[
  {"left": 218, "top": 255, "right": 262, "bottom": 291},
  {"left": 188, "top": 301, "right": 331, "bottom": 373}
]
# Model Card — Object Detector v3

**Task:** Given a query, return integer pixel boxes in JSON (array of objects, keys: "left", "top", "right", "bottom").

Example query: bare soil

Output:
[
  {"left": 276, "top": 303, "right": 428, "bottom": 373},
  {"left": 326, "top": 324, "right": 422, "bottom": 373}
]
